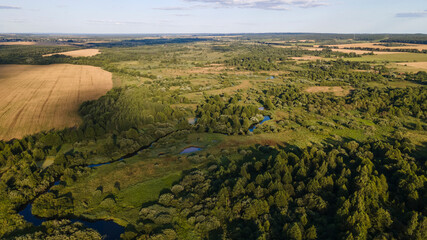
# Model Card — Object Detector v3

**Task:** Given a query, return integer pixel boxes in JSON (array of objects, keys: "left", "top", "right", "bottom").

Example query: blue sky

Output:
[{"left": 0, "top": 0, "right": 426, "bottom": 33}]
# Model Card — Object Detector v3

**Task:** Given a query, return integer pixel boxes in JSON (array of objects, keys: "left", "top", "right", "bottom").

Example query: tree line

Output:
[{"left": 131, "top": 136, "right": 426, "bottom": 239}]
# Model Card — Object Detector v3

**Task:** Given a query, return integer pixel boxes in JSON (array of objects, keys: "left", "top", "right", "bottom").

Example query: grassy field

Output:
[
  {"left": 304, "top": 86, "right": 353, "bottom": 96},
  {"left": 53, "top": 131, "right": 223, "bottom": 225},
  {"left": 346, "top": 52, "right": 427, "bottom": 62},
  {"left": 0, "top": 64, "right": 112, "bottom": 140}
]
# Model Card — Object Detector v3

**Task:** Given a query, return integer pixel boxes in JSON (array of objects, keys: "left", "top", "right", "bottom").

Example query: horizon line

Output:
[{"left": 2, "top": 32, "right": 427, "bottom": 36}]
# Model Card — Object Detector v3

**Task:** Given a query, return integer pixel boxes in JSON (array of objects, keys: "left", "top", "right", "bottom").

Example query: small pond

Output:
[
  {"left": 249, "top": 116, "right": 271, "bottom": 132},
  {"left": 180, "top": 147, "right": 202, "bottom": 154},
  {"left": 188, "top": 117, "right": 198, "bottom": 125}
]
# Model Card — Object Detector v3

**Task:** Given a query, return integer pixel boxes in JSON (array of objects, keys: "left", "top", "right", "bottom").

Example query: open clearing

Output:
[
  {"left": 0, "top": 41, "right": 36, "bottom": 46},
  {"left": 305, "top": 86, "right": 353, "bottom": 96},
  {"left": 291, "top": 56, "right": 323, "bottom": 61},
  {"left": 183, "top": 80, "right": 251, "bottom": 100},
  {"left": 43, "top": 49, "right": 100, "bottom": 57},
  {"left": 0, "top": 64, "right": 112, "bottom": 140}
]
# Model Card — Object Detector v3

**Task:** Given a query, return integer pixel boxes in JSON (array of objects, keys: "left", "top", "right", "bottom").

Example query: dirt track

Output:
[{"left": 0, "top": 64, "right": 112, "bottom": 140}]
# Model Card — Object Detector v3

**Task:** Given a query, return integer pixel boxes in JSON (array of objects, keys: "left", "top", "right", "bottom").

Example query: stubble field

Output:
[
  {"left": 0, "top": 64, "right": 112, "bottom": 140},
  {"left": 396, "top": 61, "right": 427, "bottom": 71},
  {"left": 0, "top": 41, "right": 36, "bottom": 46},
  {"left": 324, "top": 42, "right": 427, "bottom": 51},
  {"left": 43, "top": 49, "right": 101, "bottom": 57}
]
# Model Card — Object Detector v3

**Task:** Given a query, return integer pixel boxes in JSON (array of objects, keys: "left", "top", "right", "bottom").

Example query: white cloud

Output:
[
  {"left": 183, "top": 0, "right": 327, "bottom": 10},
  {"left": 0, "top": 5, "right": 21, "bottom": 10},
  {"left": 171, "top": 13, "right": 192, "bottom": 16}
]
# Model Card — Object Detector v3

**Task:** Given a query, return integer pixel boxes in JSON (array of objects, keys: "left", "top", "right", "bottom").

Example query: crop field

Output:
[
  {"left": 396, "top": 61, "right": 427, "bottom": 71},
  {"left": 0, "top": 64, "right": 112, "bottom": 140},
  {"left": 0, "top": 41, "right": 36, "bottom": 45},
  {"left": 43, "top": 49, "right": 100, "bottom": 57},
  {"left": 346, "top": 52, "right": 427, "bottom": 62},
  {"left": 325, "top": 42, "right": 427, "bottom": 51},
  {"left": 301, "top": 46, "right": 398, "bottom": 55}
]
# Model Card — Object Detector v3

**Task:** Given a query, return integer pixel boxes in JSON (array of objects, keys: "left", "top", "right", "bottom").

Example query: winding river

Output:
[
  {"left": 17, "top": 130, "right": 185, "bottom": 239},
  {"left": 249, "top": 116, "right": 271, "bottom": 132},
  {"left": 17, "top": 118, "right": 270, "bottom": 238},
  {"left": 19, "top": 204, "right": 124, "bottom": 240}
]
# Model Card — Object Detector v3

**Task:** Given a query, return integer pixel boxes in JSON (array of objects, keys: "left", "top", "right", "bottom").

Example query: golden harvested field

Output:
[
  {"left": 324, "top": 43, "right": 427, "bottom": 51},
  {"left": 305, "top": 86, "right": 353, "bottom": 96},
  {"left": 43, "top": 49, "right": 100, "bottom": 57},
  {"left": 0, "top": 41, "right": 36, "bottom": 46},
  {"left": 0, "top": 64, "right": 112, "bottom": 140},
  {"left": 396, "top": 62, "right": 427, "bottom": 71}
]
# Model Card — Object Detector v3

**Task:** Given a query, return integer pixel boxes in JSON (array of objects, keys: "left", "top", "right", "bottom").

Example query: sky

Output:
[{"left": 0, "top": 0, "right": 426, "bottom": 34}]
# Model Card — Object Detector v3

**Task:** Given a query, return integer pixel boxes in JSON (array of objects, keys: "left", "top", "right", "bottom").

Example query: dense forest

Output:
[
  {"left": 87, "top": 38, "right": 210, "bottom": 48},
  {"left": 224, "top": 47, "right": 360, "bottom": 71},
  {"left": 196, "top": 95, "right": 262, "bottom": 134},
  {"left": 380, "top": 35, "right": 427, "bottom": 45},
  {"left": 132, "top": 137, "right": 426, "bottom": 240},
  {"left": 0, "top": 45, "right": 77, "bottom": 64}
]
